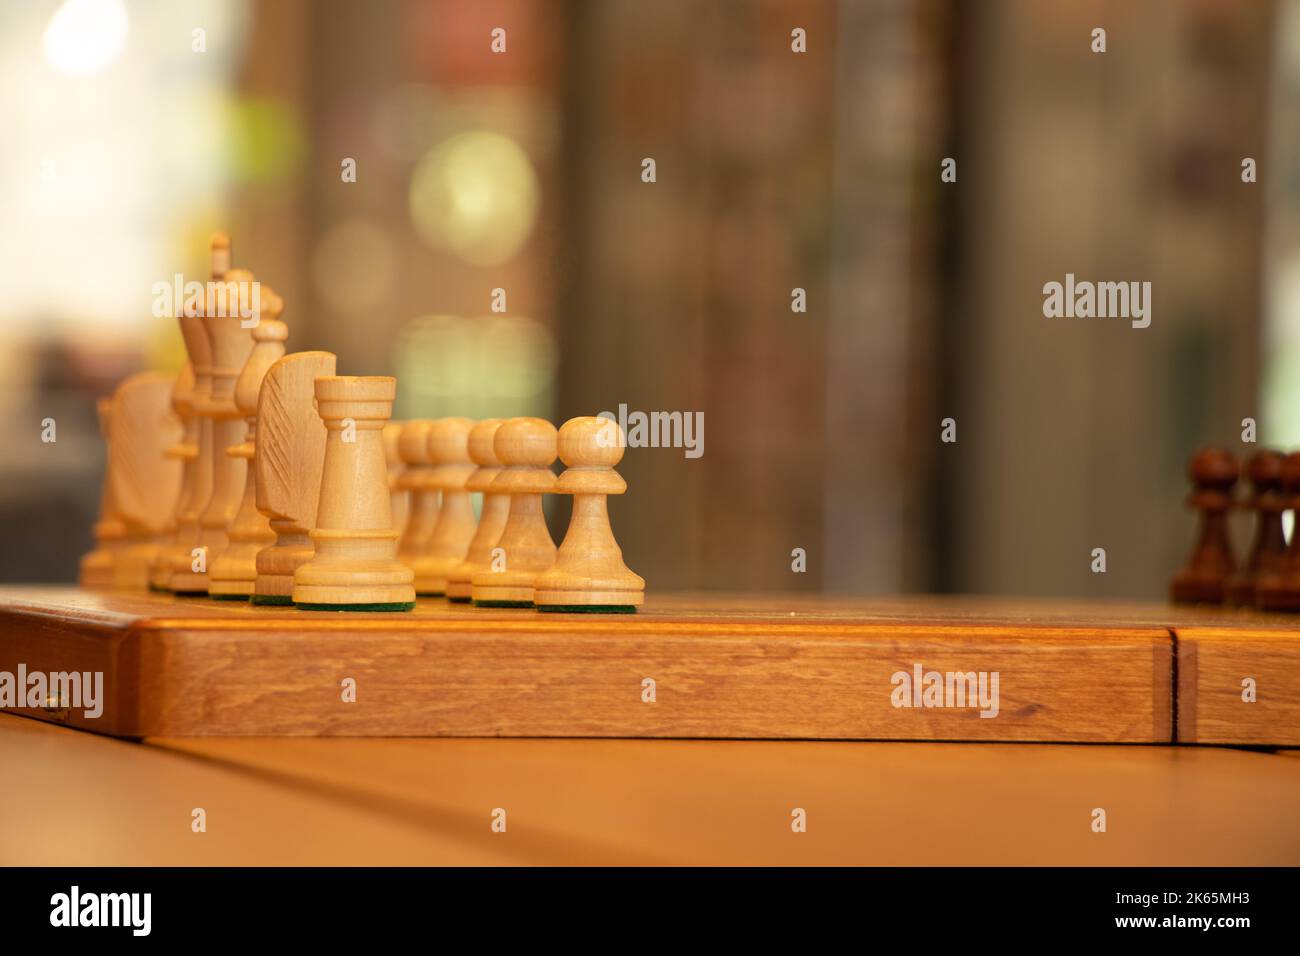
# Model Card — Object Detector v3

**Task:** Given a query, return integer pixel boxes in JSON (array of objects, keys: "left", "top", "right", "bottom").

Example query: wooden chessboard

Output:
[{"left": 2, "top": 586, "right": 1298, "bottom": 743}]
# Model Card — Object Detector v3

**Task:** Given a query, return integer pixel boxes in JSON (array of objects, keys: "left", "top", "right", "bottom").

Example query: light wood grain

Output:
[
  {"left": 150, "top": 734, "right": 1300, "bottom": 866},
  {"left": 13, "top": 712, "right": 1300, "bottom": 865},
  {"left": 0, "top": 715, "right": 534, "bottom": 865},
  {"left": 1176, "top": 626, "right": 1300, "bottom": 744}
]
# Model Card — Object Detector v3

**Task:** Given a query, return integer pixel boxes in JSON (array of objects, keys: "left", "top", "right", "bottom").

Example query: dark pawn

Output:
[
  {"left": 1255, "top": 451, "right": 1300, "bottom": 611},
  {"left": 1225, "top": 450, "right": 1287, "bottom": 606},
  {"left": 1171, "top": 448, "right": 1239, "bottom": 605}
]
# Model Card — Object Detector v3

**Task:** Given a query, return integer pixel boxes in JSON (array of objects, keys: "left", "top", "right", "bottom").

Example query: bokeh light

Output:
[
  {"left": 43, "top": 0, "right": 127, "bottom": 76},
  {"left": 392, "top": 314, "right": 556, "bottom": 420},
  {"left": 408, "top": 131, "right": 540, "bottom": 267},
  {"left": 2, "top": 0, "right": 249, "bottom": 339},
  {"left": 223, "top": 96, "right": 307, "bottom": 185}
]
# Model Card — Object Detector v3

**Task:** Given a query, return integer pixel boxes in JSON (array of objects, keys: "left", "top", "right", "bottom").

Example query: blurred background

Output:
[{"left": 1, "top": 0, "right": 1297, "bottom": 598}]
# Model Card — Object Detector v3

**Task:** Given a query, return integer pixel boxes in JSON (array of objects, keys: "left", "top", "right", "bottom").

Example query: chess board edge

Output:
[
  {"left": 1175, "top": 626, "right": 1300, "bottom": 745},
  {"left": 0, "top": 587, "right": 1191, "bottom": 742}
]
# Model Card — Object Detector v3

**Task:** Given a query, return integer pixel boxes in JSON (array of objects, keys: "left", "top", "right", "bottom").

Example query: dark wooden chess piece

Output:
[
  {"left": 1255, "top": 451, "right": 1300, "bottom": 611},
  {"left": 1171, "top": 447, "right": 1239, "bottom": 604},
  {"left": 1225, "top": 450, "right": 1287, "bottom": 606}
]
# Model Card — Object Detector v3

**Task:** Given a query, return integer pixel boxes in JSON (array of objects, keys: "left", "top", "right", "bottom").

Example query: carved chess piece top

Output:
[
  {"left": 252, "top": 350, "right": 336, "bottom": 604},
  {"left": 209, "top": 231, "right": 232, "bottom": 278}
]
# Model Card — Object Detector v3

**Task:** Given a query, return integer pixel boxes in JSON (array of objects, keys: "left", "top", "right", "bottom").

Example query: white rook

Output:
[{"left": 292, "top": 376, "right": 415, "bottom": 611}]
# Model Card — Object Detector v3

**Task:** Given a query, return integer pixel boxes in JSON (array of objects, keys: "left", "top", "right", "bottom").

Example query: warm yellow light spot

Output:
[
  {"left": 408, "top": 132, "right": 540, "bottom": 266},
  {"left": 392, "top": 314, "right": 556, "bottom": 421},
  {"left": 224, "top": 97, "right": 307, "bottom": 184}
]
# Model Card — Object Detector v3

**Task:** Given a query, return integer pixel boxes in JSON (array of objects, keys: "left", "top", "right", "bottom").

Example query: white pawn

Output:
[
  {"left": 395, "top": 420, "right": 438, "bottom": 568},
  {"left": 412, "top": 418, "right": 477, "bottom": 595},
  {"left": 535, "top": 417, "right": 644, "bottom": 612},
  {"left": 446, "top": 418, "right": 509, "bottom": 602},
  {"left": 471, "top": 417, "right": 557, "bottom": 607}
]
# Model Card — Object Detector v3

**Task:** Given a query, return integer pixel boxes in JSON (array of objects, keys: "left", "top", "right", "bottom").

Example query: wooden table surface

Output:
[{"left": 4, "top": 712, "right": 1299, "bottom": 866}]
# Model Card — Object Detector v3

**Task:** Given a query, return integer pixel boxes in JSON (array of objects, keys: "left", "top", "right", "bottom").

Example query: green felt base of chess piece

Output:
[
  {"left": 173, "top": 590, "right": 208, "bottom": 597},
  {"left": 210, "top": 593, "right": 248, "bottom": 601},
  {"left": 250, "top": 594, "right": 293, "bottom": 606},
  {"left": 473, "top": 600, "right": 533, "bottom": 608},
  {"left": 295, "top": 601, "right": 416, "bottom": 612},
  {"left": 148, "top": 584, "right": 170, "bottom": 593},
  {"left": 446, "top": 596, "right": 472, "bottom": 604},
  {"left": 538, "top": 605, "right": 638, "bottom": 614}
]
